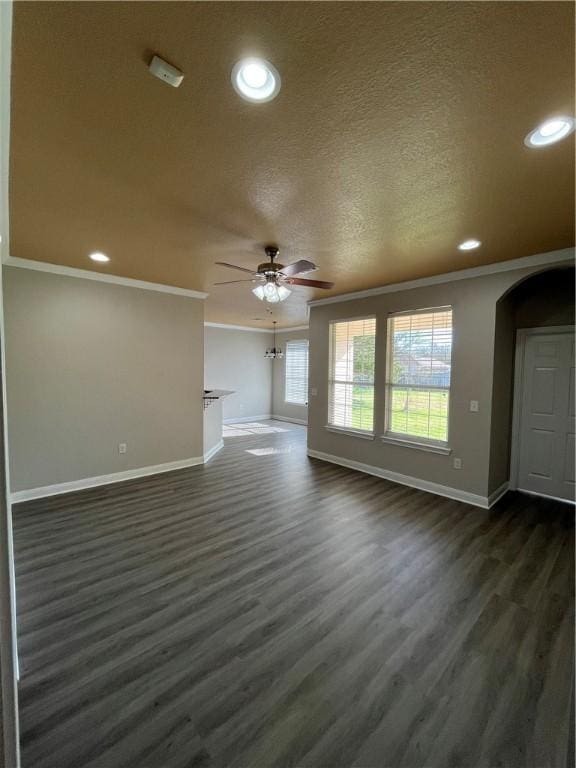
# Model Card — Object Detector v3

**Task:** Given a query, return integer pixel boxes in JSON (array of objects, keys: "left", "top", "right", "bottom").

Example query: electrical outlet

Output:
[
  {"left": 470, "top": 400, "right": 479, "bottom": 412},
  {"left": 118, "top": 443, "right": 127, "bottom": 454},
  {"left": 453, "top": 457, "right": 462, "bottom": 470},
  {"left": 310, "top": 387, "right": 318, "bottom": 397}
]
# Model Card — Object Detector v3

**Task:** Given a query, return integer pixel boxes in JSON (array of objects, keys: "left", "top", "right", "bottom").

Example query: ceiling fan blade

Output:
[
  {"left": 215, "top": 261, "right": 255, "bottom": 275},
  {"left": 286, "top": 277, "right": 335, "bottom": 289},
  {"left": 213, "top": 279, "right": 257, "bottom": 285},
  {"left": 280, "top": 259, "right": 317, "bottom": 278}
]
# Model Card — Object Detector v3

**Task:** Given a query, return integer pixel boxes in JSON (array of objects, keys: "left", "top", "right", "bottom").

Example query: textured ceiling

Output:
[{"left": 9, "top": 1, "right": 575, "bottom": 328}]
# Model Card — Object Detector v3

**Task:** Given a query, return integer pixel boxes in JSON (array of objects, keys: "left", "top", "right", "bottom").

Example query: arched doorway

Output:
[{"left": 493, "top": 267, "right": 575, "bottom": 502}]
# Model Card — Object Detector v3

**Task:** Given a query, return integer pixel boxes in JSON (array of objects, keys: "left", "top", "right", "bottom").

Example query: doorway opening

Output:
[{"left": 491, "top": 267, "right": 575, "bottom": 503}]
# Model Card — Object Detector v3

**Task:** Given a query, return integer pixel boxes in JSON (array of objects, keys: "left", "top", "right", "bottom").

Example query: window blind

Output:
[
  {"left": 386, "top": 307, "right": 452, "bottom": 443},
  {"left": 328, "top": 318, "right": 376, "bottom": 432},
  {"left": 285, "top": 340, "right": 309, "bottom": 405}
]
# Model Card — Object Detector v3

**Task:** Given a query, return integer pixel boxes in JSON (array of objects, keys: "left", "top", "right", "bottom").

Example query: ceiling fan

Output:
[{"left": 214, "top": 245, "right": 334, "bottom": 303}]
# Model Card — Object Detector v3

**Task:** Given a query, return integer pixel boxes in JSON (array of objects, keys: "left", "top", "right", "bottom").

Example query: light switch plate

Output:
[
  {"left": 470, "top": 400, "right": 479, "bottom": 412},
  {"left": 310, "top": 387, "right": 318, "bottom": 396}
]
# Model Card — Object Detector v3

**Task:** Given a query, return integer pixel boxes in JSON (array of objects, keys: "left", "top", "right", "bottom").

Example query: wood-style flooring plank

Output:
[{"left": 13, "top": 421, "right": 574, "bottom": 767}]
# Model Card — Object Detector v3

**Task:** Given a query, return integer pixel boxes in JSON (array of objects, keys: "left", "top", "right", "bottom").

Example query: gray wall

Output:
[
  {"left": 489, "top": 295, "right": 516, "bottom": 493},
  {"left": 307, "top": 255, "right": 574, "bottom": 500},
  {"left": 4, "top": 267, "right": 205, "bottom": 492},
  {"left": 204, "top": 326, "right": 272, "bottom": 421},
  {"left": 272, "top": 329, "right": 309, "bottom": 423},
  {"left": 512, "top": 267, "right": 575, "bottom": 329}
]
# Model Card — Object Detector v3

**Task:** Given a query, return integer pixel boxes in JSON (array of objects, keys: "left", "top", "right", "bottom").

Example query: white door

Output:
[{"left": 517, "top": 330, "right": 575, "bottom": 502}]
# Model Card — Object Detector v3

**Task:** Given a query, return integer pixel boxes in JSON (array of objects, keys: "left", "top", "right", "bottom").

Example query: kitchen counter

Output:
[{"left": 203, "top": 389, "right": 235, "bottom": 410}]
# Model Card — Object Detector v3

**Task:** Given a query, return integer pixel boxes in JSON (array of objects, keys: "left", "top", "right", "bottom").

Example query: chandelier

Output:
[{"left": 264, "top": 321, "right": 284, "bottom": 359}]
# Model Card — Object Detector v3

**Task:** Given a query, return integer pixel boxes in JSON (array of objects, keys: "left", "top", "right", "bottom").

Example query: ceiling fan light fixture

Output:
[
  {"left": 264, "top": 282, "right": 281, "bottom": 303},
  {"left": 232, "top": 58, "right": 281, "bottom": 103},
  {"left": 277, "top": 285, "right": 292, "bottom": 301},
  {"left": 253, "top": 282, "right": 291, "bottom": 303}
]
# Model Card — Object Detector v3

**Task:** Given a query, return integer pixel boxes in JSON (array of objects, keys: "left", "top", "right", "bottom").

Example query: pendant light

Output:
[{"left": 264, "top": 321, "right": 284, "bottom": 359}]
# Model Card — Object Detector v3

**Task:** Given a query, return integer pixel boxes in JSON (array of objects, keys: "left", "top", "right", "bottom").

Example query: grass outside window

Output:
[{"left": 351, "top": 386, "right": 449, "bottom": 442}]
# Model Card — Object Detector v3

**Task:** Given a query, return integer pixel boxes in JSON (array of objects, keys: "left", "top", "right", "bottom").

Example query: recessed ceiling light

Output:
[
  {"left": 524, "top": 117, "right": 575, "bottom": 148},
  {"left": 231, "top": 58, "right": 281, "bottom": 103},
  {"left": 458, "top": 239, "right": 481, "bottom": 251},
  {"left": 89, "top": 252, "right": 110, "bottom": 263}
]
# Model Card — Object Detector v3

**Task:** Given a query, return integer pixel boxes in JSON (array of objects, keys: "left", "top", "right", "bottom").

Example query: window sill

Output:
[
  {"left": 379, "top": 434, "right": 452, "bottom": 455},
  {"left": 285, "top": 401, "right": 308, "bottom": 407},
  {"left": 325, "top": 425, "right": 375, "bottom": 440}
]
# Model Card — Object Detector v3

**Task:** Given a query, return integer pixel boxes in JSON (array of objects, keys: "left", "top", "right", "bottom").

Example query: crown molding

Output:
[
  {"left": 3, "top": 256, "right": 209, "bottom": 300},
  {"left": 205, "top": 322, "right": 273, "bottom": 333},
  {"left": 308, "top": 247, "right": 575, "bottom": 307},
  {"left": 205, "top": 322, "right": 309, "bottom": 334}
]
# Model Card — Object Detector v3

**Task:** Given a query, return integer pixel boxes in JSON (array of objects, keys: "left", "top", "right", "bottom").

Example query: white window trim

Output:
[
  {"left": 386, "top": 305, "right": 452, "bottom": 318},
  {"left": 325, "top": 425, "right": 375, "bottom": 440},
  {"left": 380, "top": 433, "right": 451, "bottom": 454},
  {"left": 284, "top": 339, "right": 309, "bottom": 406},
  {"left": 384, "top": 307, "right": 453, "bottom": 445},
  {"left": 327, "top": 316, "right": 377, "bottom": 435}
]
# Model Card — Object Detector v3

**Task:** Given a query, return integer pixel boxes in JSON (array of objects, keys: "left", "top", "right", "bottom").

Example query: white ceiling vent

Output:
[{"left": 148, "top": 55, "right": 184, "bottom": 88}]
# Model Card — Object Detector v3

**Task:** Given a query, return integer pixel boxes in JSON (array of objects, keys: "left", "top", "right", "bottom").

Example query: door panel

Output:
[
  {"left": 525, "top": 428, "right": 554, "bottom": 479},
  {"left": 564, "top": 433, "right": 575, "bottom": 485},
  {"left": 530, "top": 367, "right": 556, "bottom": 415},
  {"left": 517, "top": 331, "right": 575, "bottom": 501}
]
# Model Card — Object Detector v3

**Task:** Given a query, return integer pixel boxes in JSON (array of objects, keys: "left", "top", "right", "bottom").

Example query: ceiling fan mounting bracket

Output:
[
  {"left": 257, "top": 245, "right": 284, "bottom": 276},
  {"left": 264, "top": 245, "right": 279, "bottom": 260}
]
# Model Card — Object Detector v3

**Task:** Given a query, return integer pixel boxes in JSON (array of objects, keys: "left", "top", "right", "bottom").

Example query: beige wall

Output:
[
  {"left": 4, "top": 267, "right": 205, "bottom": 492},
  {"left": 307, "top": 255, "right": 574, "bottom": 501},
  {"left": 272, "top": 329, "right": 309, "bottom": 423},
  {"left": 204, "top": 326, "right": 272, "bottom": 421}
]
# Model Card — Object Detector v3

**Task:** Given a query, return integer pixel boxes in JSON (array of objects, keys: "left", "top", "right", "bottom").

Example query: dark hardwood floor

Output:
[{"left": 13, "top": 421, "right": 574, "bottom": 768}]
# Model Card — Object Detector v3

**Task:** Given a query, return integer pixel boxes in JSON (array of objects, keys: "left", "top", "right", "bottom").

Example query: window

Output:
[
  {"left": 285, "top": 340, "right": 309, "bottom": 405},
  {"left": 328, "top": 318, "right": 376, "bottom": 432},
  {"left": 385, "top": 307, "right": 452, "bottom": 444}
]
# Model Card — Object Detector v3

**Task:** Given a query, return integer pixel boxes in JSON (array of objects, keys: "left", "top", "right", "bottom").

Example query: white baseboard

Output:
[
  {"left": 203, "top": 440, "right": 224, "bottom": 463},
  {"left": 515, "top": 488, "right": 576, "bottom": 505},
  {"left": 10, "top": 455, "right": 205, "bottom": 504},
  {"left": 307, "top": 448, "right": 502, "bottom": 509},
  {"left": 224, "top": 414, "right": 272, "bottom": 424},
  {"left": 271, "top": 415, "right": 308, "bottom": 426},
  {"left": 487, "top": 481, "right": 510, "bottom": 507}
]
